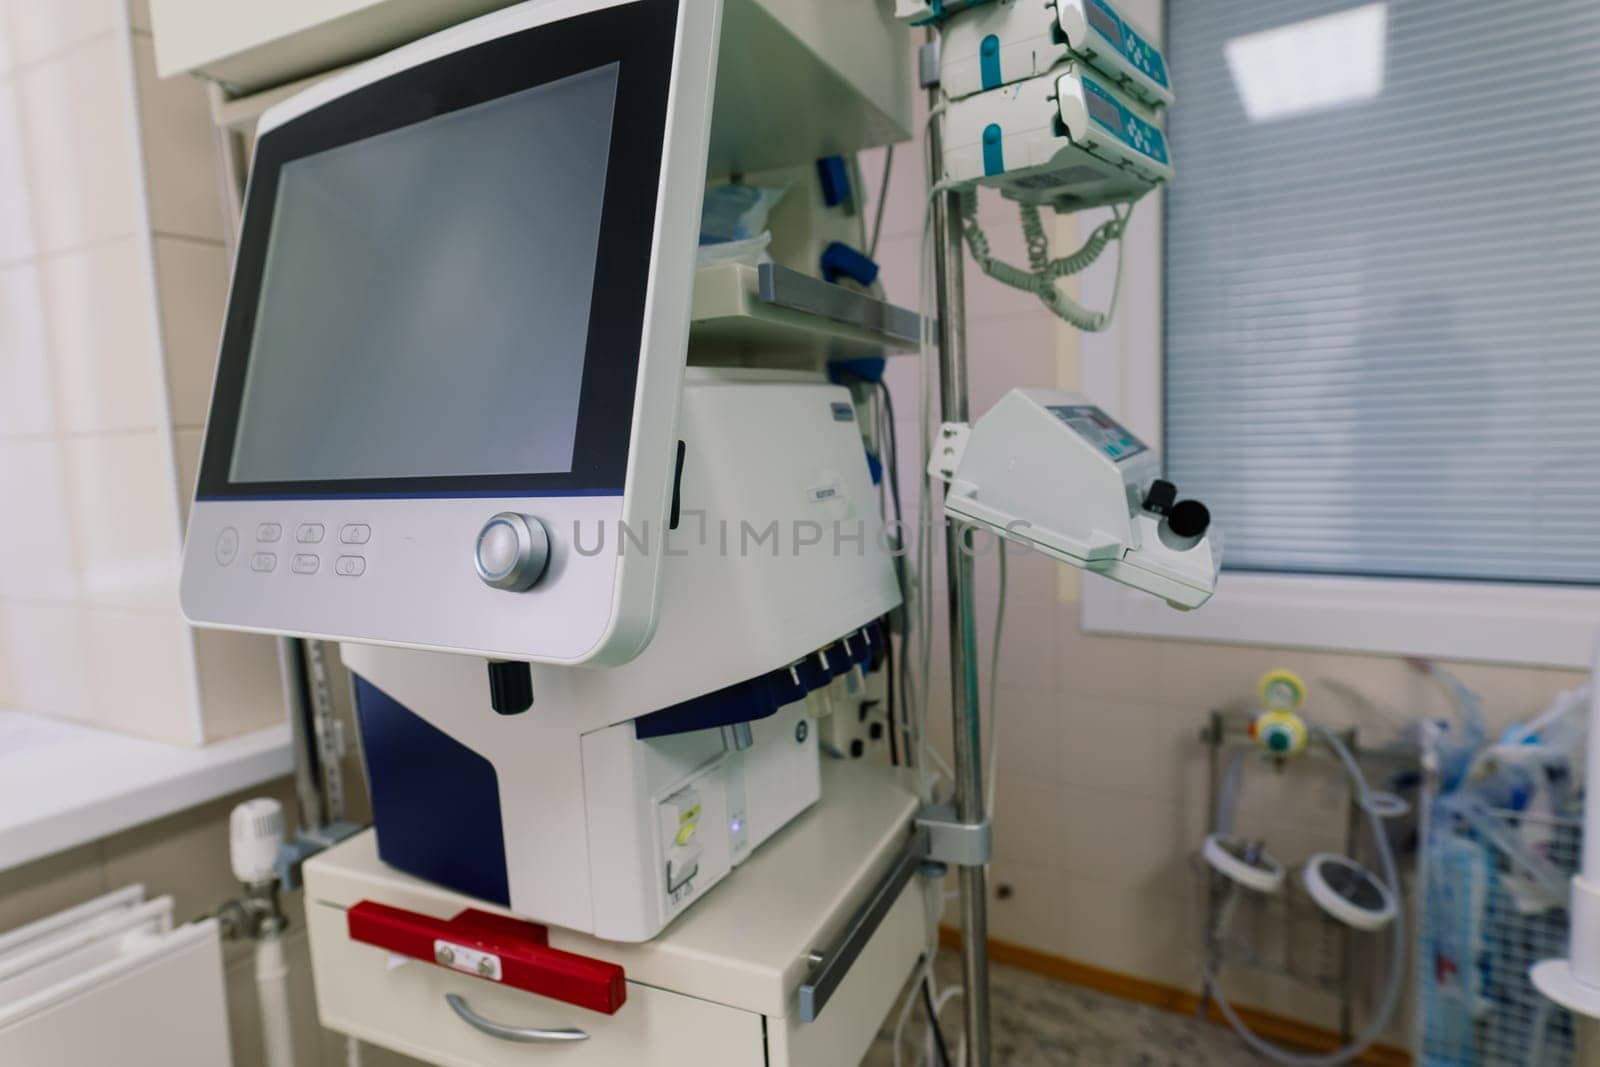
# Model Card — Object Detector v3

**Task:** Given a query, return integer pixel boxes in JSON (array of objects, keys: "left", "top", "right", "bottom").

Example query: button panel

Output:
[{"left": 220, "top": 520, "right": 375, "bottom": 574}]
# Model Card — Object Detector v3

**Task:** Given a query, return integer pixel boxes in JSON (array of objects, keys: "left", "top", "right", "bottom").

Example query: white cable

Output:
[{"left": 958, "top": 193, "right": 1133, "bottom": 332}]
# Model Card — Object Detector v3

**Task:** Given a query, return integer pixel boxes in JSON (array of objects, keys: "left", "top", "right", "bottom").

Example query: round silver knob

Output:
[{"left": 475, "top": 513, "right": 550, "bottom": 591}]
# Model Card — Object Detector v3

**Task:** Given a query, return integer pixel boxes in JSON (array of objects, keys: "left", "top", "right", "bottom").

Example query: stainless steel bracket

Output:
[{"left": 917, "top": 803, "right": 992, "bottom": 867}]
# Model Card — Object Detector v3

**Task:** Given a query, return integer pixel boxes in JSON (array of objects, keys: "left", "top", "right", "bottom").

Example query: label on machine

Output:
[
  {"left": 1082, "top": 75, "right": 1169, "bottom": 166},
  {"left": 1047, "top": 404, "right": 1149, "bottom": 462}
]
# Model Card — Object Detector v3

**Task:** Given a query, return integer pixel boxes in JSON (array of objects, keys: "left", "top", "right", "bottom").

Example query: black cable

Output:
[
  {"left": 883, "top": 611, "right": 900, "bottom": 766},
  {"left": 873, "top": 378, "right": 916, "bottom": 770},
  {"left": 921, "top": 976, "right": 954, "bottom": 1067},
  {"left": 869, "top": 144, "right": 895, "bottom": 259}
]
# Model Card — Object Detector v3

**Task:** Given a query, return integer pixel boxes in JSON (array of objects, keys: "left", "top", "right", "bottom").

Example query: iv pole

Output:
[{"left": 926, "top": 60, "right": 994, "bottom": 1067}]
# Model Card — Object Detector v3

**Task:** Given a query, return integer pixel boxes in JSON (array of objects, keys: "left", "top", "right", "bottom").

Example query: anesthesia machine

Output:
[{"left": 160, "top": 0, "right": 1217, "bottom": 1061}]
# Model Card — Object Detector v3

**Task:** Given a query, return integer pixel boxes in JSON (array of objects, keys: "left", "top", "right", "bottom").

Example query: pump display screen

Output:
[{"left": 228, "top": 65, "right": 619, "bottom": 485}]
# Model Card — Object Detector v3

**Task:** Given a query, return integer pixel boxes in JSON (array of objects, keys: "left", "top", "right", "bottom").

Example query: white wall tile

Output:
[
  {"left": 0, "top": 78, "right": 37, "bottom": 262},
  {"left": 153, "top": 235, "right": 227, "bottom": 428},
  {"left": 0, "top": 438, "right": 79, "bottom": 599},
  {"left": 2, "top": 0, "right": 119, "bottom": 67},
  {"left": 0, "top": 262, "right": 53, "bottom": 436},
  {"left": 42, "top": 237, "right": 162, "bottom": 433},
  {"left": 194, "top": 628, "right": 285, "bottom": 742},
  {"left": 15, "top": 34, "right": 140, "bottom": 252},
  {"left": 130, "top": 34, "right": 224, "bottom": 241},
  {"left": 84, "top": 606, "right": 193, "bottom": 742},
  {"left": 0, "top": 600, "right": 91, "bottom": 718},
  {"left": 64, "top": 430, "right": 179, "bottom": 610}
]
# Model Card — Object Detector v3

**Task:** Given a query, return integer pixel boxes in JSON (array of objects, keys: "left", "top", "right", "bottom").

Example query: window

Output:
[{"left": 1079, "top": 0, "right": 1600, "bottom": 667}]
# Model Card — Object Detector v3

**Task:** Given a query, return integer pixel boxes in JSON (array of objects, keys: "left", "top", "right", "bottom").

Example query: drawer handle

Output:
[{"left": 446, "top": 993, "right": 589, "bottom": 1043}]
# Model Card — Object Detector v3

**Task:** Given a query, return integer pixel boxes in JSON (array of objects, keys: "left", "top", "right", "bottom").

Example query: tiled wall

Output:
[
  {"left": 0, "top": 0, "right": 281, "bottom": 745},
  {"left": 860, "top": 72, "right": 1590, "bottom": 1041}
]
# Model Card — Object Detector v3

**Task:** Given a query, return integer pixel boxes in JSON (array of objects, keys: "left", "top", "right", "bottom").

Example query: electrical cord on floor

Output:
[{"left": 922, "top": 976, "right": 955, "bottom": 1067}]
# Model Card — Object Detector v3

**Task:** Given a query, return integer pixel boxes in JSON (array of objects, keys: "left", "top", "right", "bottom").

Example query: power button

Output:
[{"left": 215, "top": 527, "right": 240, "bottom": 566}]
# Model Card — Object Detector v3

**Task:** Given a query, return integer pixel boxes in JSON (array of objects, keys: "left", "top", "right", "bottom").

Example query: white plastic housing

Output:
[
  {"left": 180, "top": 0, "right": 722, "bottom": 668},
  {"left": 941, "top": 0, "right": 1173, "bottom": 110},
  {"left": 230, "top": 798, "right": 286, "bottom": 885},
  {"left": 944, "top": 388, "right": 1218, "bottom": 610},
  {"left": 341, "top": 372, "right": 900, "bottom": 939},
  {"left": 941, "top": 60, "right": 1172, "bottom": 210}
]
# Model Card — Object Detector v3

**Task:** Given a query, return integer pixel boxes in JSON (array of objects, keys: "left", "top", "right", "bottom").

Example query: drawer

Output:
[{"left": 307, "top": 901, "right": 765, "bottom": 1067}]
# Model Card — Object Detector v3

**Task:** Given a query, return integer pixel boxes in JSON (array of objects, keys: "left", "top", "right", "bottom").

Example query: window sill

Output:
[
  {"left": 0, "top": 711, "right": 293, "bottom": 872},
  {"left": 1082, "top": 570, "right": 1600, "bottom": 669}
]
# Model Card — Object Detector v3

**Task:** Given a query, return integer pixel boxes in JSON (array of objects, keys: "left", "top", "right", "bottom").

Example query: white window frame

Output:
[{"left": 1077, "top": 0, "right": 1600, "bottom": 669}]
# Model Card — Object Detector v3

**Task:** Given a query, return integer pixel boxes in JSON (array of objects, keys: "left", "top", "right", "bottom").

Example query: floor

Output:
[{"left": 864, "top": 951, "right": 1256, "bottom": 1066}]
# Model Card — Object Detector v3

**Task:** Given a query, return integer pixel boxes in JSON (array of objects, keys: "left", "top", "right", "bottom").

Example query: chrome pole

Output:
[{"left": 927, "top": 66, "right": 993, "bottom": 1067}]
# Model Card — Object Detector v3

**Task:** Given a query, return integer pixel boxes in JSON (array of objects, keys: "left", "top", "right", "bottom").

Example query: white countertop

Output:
[{"left": 0, "top": 710, "right": 295, "bottom": 871}]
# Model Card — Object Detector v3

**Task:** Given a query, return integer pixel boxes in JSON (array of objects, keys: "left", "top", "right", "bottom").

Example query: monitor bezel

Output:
[{"left": 195, "top": 0, "right": 680, "bottom": 501}]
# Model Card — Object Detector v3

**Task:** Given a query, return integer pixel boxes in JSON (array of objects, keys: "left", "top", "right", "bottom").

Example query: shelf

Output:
[
  {"left": 690, "top": 262, "right": 924, "bottom": 363},
  {"left": 0, "top": 710, "right": 293, "bottom": 872}
]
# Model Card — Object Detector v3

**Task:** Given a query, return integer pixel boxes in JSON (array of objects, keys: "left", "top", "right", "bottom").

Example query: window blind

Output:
[{"left": 1163, "top": 0, "right": 1600, "bottom": 585}]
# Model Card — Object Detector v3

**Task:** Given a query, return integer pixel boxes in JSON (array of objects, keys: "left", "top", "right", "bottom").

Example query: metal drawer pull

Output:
[{"left": 445, "top": 993, "right": 589, "bottom": 1043}]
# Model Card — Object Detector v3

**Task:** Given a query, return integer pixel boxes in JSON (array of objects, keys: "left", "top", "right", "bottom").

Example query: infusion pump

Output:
[{"left": 941, "top": 389, "right": 1219, "bottom": 609}]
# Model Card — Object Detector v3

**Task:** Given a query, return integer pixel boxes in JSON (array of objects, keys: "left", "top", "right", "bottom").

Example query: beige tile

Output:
[
  {"left": 1155, "top": 639, "right": 1325, "bottom": 719},
  {"left": 1055, "top": 874, "right": 1200, "bottom": 989},
  {"left": 988, "top": 684, "right": 1062, "bottom": 787},
  {"left": 0, "top": 261, "right": 53, "bottom": 436},
  {"left": 0, "top": 78, "right": 37, "bottom": 262},
  {"left": 974, "top": 593, "right": 1057, "bottom": 696},
  {"left": 1058, "top": 784, "right": 1198, "bottom": 897},
  {"left": 1059, "top": 695, "right": 1206, "bottom": 804},
  {"left": 152, "top": 235, "right": 227, "bottom": 428},
  {"left": 194, "top": 627, "right": 286, "bottom": 742},
  {"left": 0, "top": 842, "right": 106, "bottom": 933},
  {"left": 16, "top": 34, "right": 140, "bottom": 252},
  {"left": 64, "top": 430, "right": 180, "bottom": 609},
  {"left": 0, "top": 600, "right": 92, "bottom": 718},
  {"left": 0, "top": 438, "right": 79, "bottom": 599},
  {"left": 83, "top": 606, "right": 194, "bottom": 742},
  {"left": 42, "top": 237, "right": 163, "bottom": 433},
  {"left": 1056, "top": 611, "right": 1167, "bottom": 704},
  {"left": 991, "top": 776, "right": 1065, "bottom": 867},
  {"left": 985, "top": 858, "right": 1071, "bottom": 958},
  {"left": 172, "top": 426, "right": 201, "bottom": 526},
  {"left": 131, "top": 34, "right": 225, "bottom": 242},
  {"left": 3, "top": 0, "right": 120, "bottom": 66}
]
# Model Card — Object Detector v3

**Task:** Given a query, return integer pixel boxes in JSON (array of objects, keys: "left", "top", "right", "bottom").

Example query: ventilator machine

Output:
[{"left": 162, "top": 0, "right": 1218, "bottom": 1061}]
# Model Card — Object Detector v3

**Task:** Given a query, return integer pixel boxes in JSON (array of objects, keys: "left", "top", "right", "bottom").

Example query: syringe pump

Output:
[
  {"left": 940, "top": 0, "right": 1172, "bottom": 111},
  {"left": 936, "top": 389, "right": 1219, "bottom": 610},
  {"left": 941, "top": 59, "right": 1171, "bottom": 210}
]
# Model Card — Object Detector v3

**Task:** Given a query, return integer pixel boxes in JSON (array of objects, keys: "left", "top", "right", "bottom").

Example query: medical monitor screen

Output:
[
  {"left": 195, "top": 0, "right": 680, "bottom": 501},
  {"left": 229, "top": 65, "right": 619, "bottom": 484}
]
